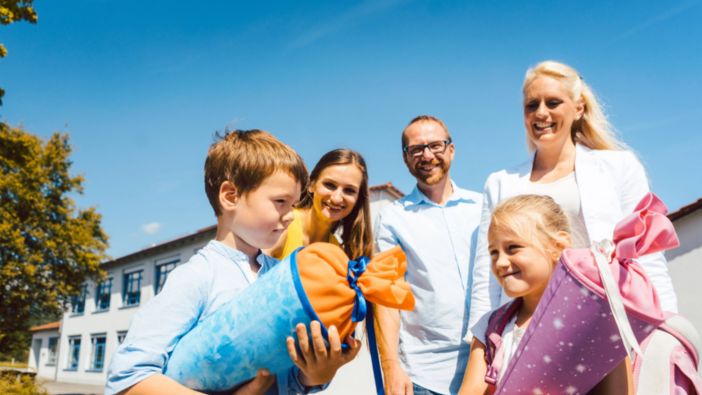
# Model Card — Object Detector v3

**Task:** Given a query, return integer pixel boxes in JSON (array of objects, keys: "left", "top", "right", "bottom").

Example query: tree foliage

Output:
[
  {"left": 0, "top": 124, "right": 108, "bottom": 359},
  {"left": 1, "top": 0, "right": 38, "bottom": 104}
]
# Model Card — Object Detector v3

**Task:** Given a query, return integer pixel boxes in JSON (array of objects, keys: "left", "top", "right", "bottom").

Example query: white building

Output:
[
  {"left": 665, "top": 197, "right": 702, "bottom": 333},
  {"left": 28, "top": 183, "right": 405, "bottom": 389}
]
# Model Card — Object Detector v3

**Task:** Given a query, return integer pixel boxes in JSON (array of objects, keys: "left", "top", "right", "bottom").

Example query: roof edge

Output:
[
  {"left": 669, "top": 198, "right": 702, "bottom": 222},
  {"left": 103, "top": 225, "right": 217, "bottom": 268},
  {"left": 370, "top": 182, "right": 405, "bottom": 199},
  {"left": 30, "top": 321, "right": 60, "bottom": 332}
]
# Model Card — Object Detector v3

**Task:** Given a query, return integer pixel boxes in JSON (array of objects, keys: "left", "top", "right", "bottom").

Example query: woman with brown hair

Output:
[{"left": 268, "top": 148, "right": 373, "bottom": 260}]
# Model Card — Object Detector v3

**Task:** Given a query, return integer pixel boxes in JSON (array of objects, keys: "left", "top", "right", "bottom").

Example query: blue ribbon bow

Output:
[{"left": 347, "top": 256, "right": 369, "bottom": 323}]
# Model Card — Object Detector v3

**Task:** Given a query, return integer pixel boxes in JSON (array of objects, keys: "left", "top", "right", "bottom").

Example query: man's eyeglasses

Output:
[{"left": 402, "top": 139, "right": 452, "bottom": 158}]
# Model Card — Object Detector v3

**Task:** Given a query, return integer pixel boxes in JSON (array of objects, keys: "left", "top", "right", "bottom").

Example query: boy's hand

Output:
[
  {"left": 286, "top": 321, "right": 361, "bottom": 387},
  {"left": 231, "top": 369, "right": 275, "bottom": 395}
]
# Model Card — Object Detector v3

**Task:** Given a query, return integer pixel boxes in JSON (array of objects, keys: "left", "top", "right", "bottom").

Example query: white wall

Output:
[
  {"left": 28, "top": 330, "right": 60, "bottom": 380},
  {"left": 370, "top": 190, "right": 400, "bottom": 231},
  {"left": 318, "top": 326, "right": 376, "bottom": 395},
  {"left": 666, "top": 210, "right": 702, "bottom": 333}
]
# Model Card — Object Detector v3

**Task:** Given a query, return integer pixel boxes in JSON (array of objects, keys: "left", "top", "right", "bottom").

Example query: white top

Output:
[
  {"left": 524, "top": 172, "right": 589, "bottom": 248},
  {"left": 375, "top": 181, "right": 482, "bottom": 394},
  {"left": 468, "top": 310, "right": 524, "bottom": 383},
  {"left": 468, "top": 144, "right": 678, "bottom": 341}
]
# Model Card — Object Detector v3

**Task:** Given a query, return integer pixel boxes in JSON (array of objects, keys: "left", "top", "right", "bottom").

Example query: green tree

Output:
[
  {"left": 0, "top": 124, "right": 108, "bottom": 359},
  {"left": 1, "top": 0, "right": 38, "bottom": 104}
]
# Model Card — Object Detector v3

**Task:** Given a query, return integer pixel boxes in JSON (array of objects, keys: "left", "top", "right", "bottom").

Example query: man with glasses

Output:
[{"left": 375, "top": 115, "right": 482, "bottom": 395}]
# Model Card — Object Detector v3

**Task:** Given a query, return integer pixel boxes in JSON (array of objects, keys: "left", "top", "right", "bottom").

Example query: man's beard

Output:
[{"left": 408, "top": 158, "right": 450, "bottom": 185}]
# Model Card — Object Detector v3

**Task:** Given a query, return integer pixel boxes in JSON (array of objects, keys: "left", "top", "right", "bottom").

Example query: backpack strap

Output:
[
  {"left": 659, "top": 314, "right": 702, "bottom": 369},
  {"left": 484, "top": 299, "right": 522, "bottom": 386},
  {"left": 633, "top": 314, "right": 702, "bottom": 395}
]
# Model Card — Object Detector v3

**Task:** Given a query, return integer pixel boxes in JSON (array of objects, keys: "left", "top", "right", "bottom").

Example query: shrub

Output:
[{"left": 0, "top": 372, "right": 48, "bottom": 395}]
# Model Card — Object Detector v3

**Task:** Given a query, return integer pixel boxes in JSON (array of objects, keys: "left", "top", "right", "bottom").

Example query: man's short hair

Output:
[
  {"left": 401, "top": 115, "right": 452, "bottom": 148},
  {"left": 204, "top": 129, "right": 309, "bottom": 216}
]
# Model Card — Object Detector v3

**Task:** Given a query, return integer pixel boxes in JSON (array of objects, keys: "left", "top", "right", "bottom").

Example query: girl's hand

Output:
[
  {"left": 286, "top": 321, "right": 361, "bottom": 387},
  {"left": 231, "top": 369, "right": 275, "bottom": 395}
]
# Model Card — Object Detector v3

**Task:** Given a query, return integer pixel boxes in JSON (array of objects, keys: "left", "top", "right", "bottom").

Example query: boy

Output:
[{"left": 106, "top": 130, "right": 360, "bottom": 395}]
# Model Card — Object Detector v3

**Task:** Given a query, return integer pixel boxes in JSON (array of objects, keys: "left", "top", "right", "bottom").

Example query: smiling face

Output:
[
  {"left": 227, "top": 171, "right": 301, "bottom": 255},
  {"left": 523, "top": 76, "right": 584, "bottom": 151},
  {"left": 488, "top": 223, "right": 557, "bottom": 300},
  {"left": 402, "top": 120, "right": 454, "bottom": 185},
  {"left": 309, "top": 164, "right": 364, "bottom": 223}
]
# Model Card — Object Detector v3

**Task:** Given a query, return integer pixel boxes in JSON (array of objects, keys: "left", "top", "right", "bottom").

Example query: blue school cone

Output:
[{"left": 164, "top": 243, "right": 414, "bottom": 393}]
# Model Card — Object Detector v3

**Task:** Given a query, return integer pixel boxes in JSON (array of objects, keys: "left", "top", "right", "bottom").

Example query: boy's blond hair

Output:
[
  {"left": 489, "top": 194, "right": 571, "bottom": 259},
  {"left": 204, "top": 129, "right": 309, "bottom": 216}
]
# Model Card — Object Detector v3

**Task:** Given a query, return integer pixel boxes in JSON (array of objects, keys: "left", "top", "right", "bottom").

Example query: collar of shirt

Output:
[
  {"left": 403, "top": 180, "right": 477, "bottom": 208},
  {"left": 207, "top": 240, "right": 277, "bottom": 283}
]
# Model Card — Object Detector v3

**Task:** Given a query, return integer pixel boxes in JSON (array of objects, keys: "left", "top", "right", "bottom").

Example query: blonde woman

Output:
[{"left": 468, "top": 60, "right": 678, "bottom": 337}]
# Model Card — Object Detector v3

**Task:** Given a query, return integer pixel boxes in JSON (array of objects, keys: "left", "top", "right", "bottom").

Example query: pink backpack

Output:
[{"left": 485, "top": 305, "right": 702, "bottom": 394}]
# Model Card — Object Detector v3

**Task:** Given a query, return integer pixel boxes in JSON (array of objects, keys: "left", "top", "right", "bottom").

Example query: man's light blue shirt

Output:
[
  {"left": 375, "top": 181, "right": 482, "bottom": 395},
  {"left": 106, "top": 240, "right": 322, "bottom": 395}
]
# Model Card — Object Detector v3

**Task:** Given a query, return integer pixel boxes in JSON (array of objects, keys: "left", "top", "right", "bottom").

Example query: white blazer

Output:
[{"left": 467, "top": 144, "right": 678, "bottom": 337}]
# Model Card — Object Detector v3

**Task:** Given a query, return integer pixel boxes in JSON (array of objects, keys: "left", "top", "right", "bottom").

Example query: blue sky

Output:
[{"left": 1, "top": 1, "right": 701, "bottom": 258}]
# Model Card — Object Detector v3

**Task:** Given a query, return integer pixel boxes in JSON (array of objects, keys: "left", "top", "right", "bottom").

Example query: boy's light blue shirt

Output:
[
  {"left": 375, "top": 181, "right": 482, "bottom": 394},
  {"left": 106, "top": 240, "right": 322, "bottom": 395}
]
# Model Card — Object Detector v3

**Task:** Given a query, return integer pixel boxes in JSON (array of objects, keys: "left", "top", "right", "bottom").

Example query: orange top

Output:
[{"left": 274, "top": 209, "right": 339, "bottom": 259}]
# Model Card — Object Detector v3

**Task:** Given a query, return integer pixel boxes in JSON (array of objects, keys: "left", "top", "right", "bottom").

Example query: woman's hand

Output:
[
  {"left": 286, "top": 321, "right": 361, "bottom": 387},
  {"left": 382, "top": 362, "right": 413, "bottom": 395}
]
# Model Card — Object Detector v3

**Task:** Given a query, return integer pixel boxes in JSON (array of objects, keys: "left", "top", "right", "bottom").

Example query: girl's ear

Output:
[
  {"left": 557, "top": 231, "right": 572, "bottom": 249},
  {"left": 219, "top": 181, "right": 239, "bottom": 212},
  {"left": 550, "top": 231, "right": 572, "bottom": 262}
]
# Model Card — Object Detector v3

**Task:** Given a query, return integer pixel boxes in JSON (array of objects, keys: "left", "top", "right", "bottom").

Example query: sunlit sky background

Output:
[{"left": 2, "top": 1, "right": 701, "bottom": 258}]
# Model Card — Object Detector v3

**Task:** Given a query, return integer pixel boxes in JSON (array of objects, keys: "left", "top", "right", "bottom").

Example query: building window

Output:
[
  {"left": 154, "top": 258, "right": 179, "bottom": 294},
  {"left": 117, "top": 330, "right": 128, "bottom": 345},
  {"left": 47, "top": 337, "right": 59, "bottom": 366},
  {"left": 67, "top": 336, "right": 81, "bottom": 370},
  {"left": 89, "top": 334, "right": 107, "bottom": 371},
  {"left": 70, "top": 284, "right": 88, "bottom": 314},
  {"left": 95, "top": 278, "right": 112, "bottom": 311},
  {"left": 122, "top": 270, "right": 142, "bottom": 306}
]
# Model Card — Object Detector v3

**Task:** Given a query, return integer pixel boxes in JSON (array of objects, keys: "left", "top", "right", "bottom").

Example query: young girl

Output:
[{"left": 458, "top": 194, "right": 632, "bottom": 395}]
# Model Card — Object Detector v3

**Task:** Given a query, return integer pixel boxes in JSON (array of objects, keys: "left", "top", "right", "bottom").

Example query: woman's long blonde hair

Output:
[{"left": 523, "top": 60, "right": 625, "bottom": 152}]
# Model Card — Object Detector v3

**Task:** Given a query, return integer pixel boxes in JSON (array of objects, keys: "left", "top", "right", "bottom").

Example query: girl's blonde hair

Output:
[
  {"left": 489, "top": 194, "right": 571, "bottom": 259},
  {"left": 523, "top": 60, "right": 625, "bottom": 152}
]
